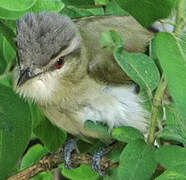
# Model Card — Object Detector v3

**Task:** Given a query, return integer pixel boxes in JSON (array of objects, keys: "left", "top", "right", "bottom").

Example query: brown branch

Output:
[
  {"left": 6, "top": 142, "right": 168, "bottom": 180},
  {"left": 7, "top": 146, "right": 119, "bottom": 180}
]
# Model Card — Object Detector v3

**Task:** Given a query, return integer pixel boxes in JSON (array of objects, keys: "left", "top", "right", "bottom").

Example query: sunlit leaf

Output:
[
  {"left": 112, "top": 126, "right": 144, "bottom": 143},
  {"left": 101, "top": 30, "right": 123, "bottom": 51},
  {"left": 0, "top": 0, "right": 36, "bottom": 11},
  {"left": 31, "top": 0, "right": 64, "bottom": 13},
  {"left": 21, "top": 144, "right": 48, "bottom": 169}
]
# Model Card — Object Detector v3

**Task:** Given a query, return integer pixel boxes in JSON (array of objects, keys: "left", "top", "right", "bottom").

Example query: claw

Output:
[
  {"left": 64, "top": 139, "right": 78, "bottom": 169},
  {"left": 92, "top": 147, "right": 110, "bottom": 176}
]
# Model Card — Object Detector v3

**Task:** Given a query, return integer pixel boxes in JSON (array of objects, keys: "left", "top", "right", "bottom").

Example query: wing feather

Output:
[{"left": 75, "top": 16, "right": 154, "bottom": 84}]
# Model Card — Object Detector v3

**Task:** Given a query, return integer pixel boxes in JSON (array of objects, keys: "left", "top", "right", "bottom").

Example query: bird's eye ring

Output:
[{"left": 55, "top": 56, "right": 65, "bottom": 69}]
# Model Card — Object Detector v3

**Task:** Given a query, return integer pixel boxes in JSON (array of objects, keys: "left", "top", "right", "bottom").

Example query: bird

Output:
[{"left": 14, "top": 12, "right": 153, "bottom": 175}]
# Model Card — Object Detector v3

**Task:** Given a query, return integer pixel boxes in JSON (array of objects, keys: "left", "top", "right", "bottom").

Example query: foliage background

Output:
[{"left": 0, "top": 0, "right": 185, "bottom": 180}]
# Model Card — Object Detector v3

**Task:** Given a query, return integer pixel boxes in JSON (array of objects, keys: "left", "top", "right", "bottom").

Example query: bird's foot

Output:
[
  {"left": 64, "top": 139, "right": 79, "bottom": 169},
  {"left": 92, "top": 146, "right": 111, "bottom": 176}
]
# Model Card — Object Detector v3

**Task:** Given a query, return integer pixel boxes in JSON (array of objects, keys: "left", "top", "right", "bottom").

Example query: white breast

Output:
[{"left": 77, "top": 85, "right": 150, "bottom": 133}]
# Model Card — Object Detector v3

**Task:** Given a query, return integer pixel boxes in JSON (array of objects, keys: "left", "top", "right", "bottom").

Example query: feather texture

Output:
[
  {"left": 76, "top": 16, "right": 154, "bottom": 84},
  {"left": 15, "top": 13, "right": 153, "bottom": 143}
]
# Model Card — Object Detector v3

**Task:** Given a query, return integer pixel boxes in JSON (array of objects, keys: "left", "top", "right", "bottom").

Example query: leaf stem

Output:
[
  {"left": 174, "top": 0, "right": 185, "bottom": 36},
  {"left": 147, "top": 0, "right": 185, "bottom": 144},
  {"left": 147, "top": 75, "right": 167, "bottom": 144}
]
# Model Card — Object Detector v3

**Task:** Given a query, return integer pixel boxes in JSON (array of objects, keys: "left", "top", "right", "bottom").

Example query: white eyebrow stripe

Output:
[{"left": 61, "top": 34, "right": 81, "bottom": 56}]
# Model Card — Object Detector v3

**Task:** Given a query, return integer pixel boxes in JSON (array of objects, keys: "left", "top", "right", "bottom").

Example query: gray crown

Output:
[{"left": 16, "top": 12, "right": 77, "bottom": 67}]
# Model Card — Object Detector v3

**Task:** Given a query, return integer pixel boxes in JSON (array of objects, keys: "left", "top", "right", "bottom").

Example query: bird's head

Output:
[{"left": 15, "top": 12, "right": 85, "bottom": 104}]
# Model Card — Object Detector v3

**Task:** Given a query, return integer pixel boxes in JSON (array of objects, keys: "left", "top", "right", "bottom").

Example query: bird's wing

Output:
[{"left": 75, "top": 16, "right": 154, "bottom": 84}]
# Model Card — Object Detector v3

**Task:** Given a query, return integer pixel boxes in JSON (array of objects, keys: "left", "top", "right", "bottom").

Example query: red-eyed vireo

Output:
[{"left": 14, "top": 12, "right": 153, "bottom": 175}]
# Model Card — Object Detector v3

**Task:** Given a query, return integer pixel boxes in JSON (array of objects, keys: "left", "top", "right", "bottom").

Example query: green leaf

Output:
[
  {"left": 109, "top": 143, "right": 124, "bottom": 163},
  {"left": 155, "top": 164, "right": 186, "bottom": 180},
  {"left": 30, "top": 172, "right": 53, "bottom": 180},
  {"left": 1, "top": 19, "right": 16, "bottom": 33},
  {"left": 114, "top": 46, "right": 160, "bottom": 96},
  {"left": 94, "top": 0, "right": 109, "bottom": 5},
  {"left": 31, "top": 0, "right": 64, "bottom": 13},
  {"left": 0, "top": 20, "right": 16, "bottom": 50},
  {"left": 33, "top": 118, "right": 67, "bottom": 152},
  {"left": 0, "top": 0, "right": 36, "bottom": 20},
  {"left": 0, "top": 0, "right": 64, "bottom": 19},
  {"left": 112, "top": 126, "right": 144, "bottom": 143},
  {"left": 3, "top": 37, "right": 16, "bottom": 64},
  {"left": 61, "top": 164, "right": 99, "bottom": 180},
  {"left": 0, "top": 34, "right": 7, "bottom": 75},
  {"left": 29, "top": 103, "right": 45, "bottom": 129},
  {"left": 158, "top": 126, "right": 186, "bottom": 144},
  {"left": 105, "top": 1, "right": 128, "bottom": 16},
  {"left": 84, "top": 120, "right": 110, "bottom": 138},
  {"left": 62, "top": 0, "right": 95, "bottom": 7},
  {"left": 180, "top": 30, "right": 186, "bottom": 56},
  {"left": 61, "top": 6, "right": 104, "bottom": 18},
  {"left": 101, "top": 30, "right": 123, "bottom": 51},
  {"left": 149, "top": 39, "right": 158, "bottom": 62},
  {"left": 0, "top": 0, "right": 36, "bottom": 11},
  {"left": 157, "top": 105, "right": 186, "bottom": 144},
  {"left": 0, "top": 7, "right": 29, "bottom": 20},
  {"left": 116, "top": 0, "right": 176, "bottom": 27},
  {"left": 104, "top": 168, "right": 119, "bottom": 180},
  {"left": 0, "top": 58, "right": 6, "bottom": 75},
  {"left": 0, "top": 74, "right": 12, "bottom": 87},
  {"left": 21, "top": 144, "right": 48, "bottom": 169},
  {"left": 77, "top": 140, "right": 104, "bottom": 154},
  {"left": 155, "top": 32, "right": 186, "bottom": 138},
  {"left": 155, "top": 146, "right": 186, "bottom": 169},
  {"left": 0, "top": 85, "right": 32, "bottom": 180},
  {"left": 118, "top": 140, "right": 157, "bottom": 180}
]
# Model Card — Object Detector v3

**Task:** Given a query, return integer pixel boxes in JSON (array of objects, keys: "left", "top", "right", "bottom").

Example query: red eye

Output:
[{"left": 55, "top": 57, "right": 65, "bottom": 69}]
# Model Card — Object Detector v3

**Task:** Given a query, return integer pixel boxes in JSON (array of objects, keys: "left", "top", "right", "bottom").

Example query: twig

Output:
[{"left": 7, "top": 146, "right": 119, "bottom": 180}]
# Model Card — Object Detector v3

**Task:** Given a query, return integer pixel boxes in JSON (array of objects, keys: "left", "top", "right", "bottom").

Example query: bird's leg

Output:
[
  {"left": 92, "top": 141, "right": 117, "bottom": 176},
  {"left": 92, "top": 147, "right": 110, "bottom": 176},
  {"left": 63, "top": 139, "right": 79, "bottom": 169}
]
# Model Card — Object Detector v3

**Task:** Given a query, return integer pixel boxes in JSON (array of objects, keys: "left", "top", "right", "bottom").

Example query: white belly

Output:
[{"left": 77, "top": 85, "right": 150, "bottom": 133}]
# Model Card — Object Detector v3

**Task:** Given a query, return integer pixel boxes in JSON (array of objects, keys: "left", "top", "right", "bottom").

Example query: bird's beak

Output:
[{"left": 17, "top": 68, "right": 33, "bottom": 86}]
